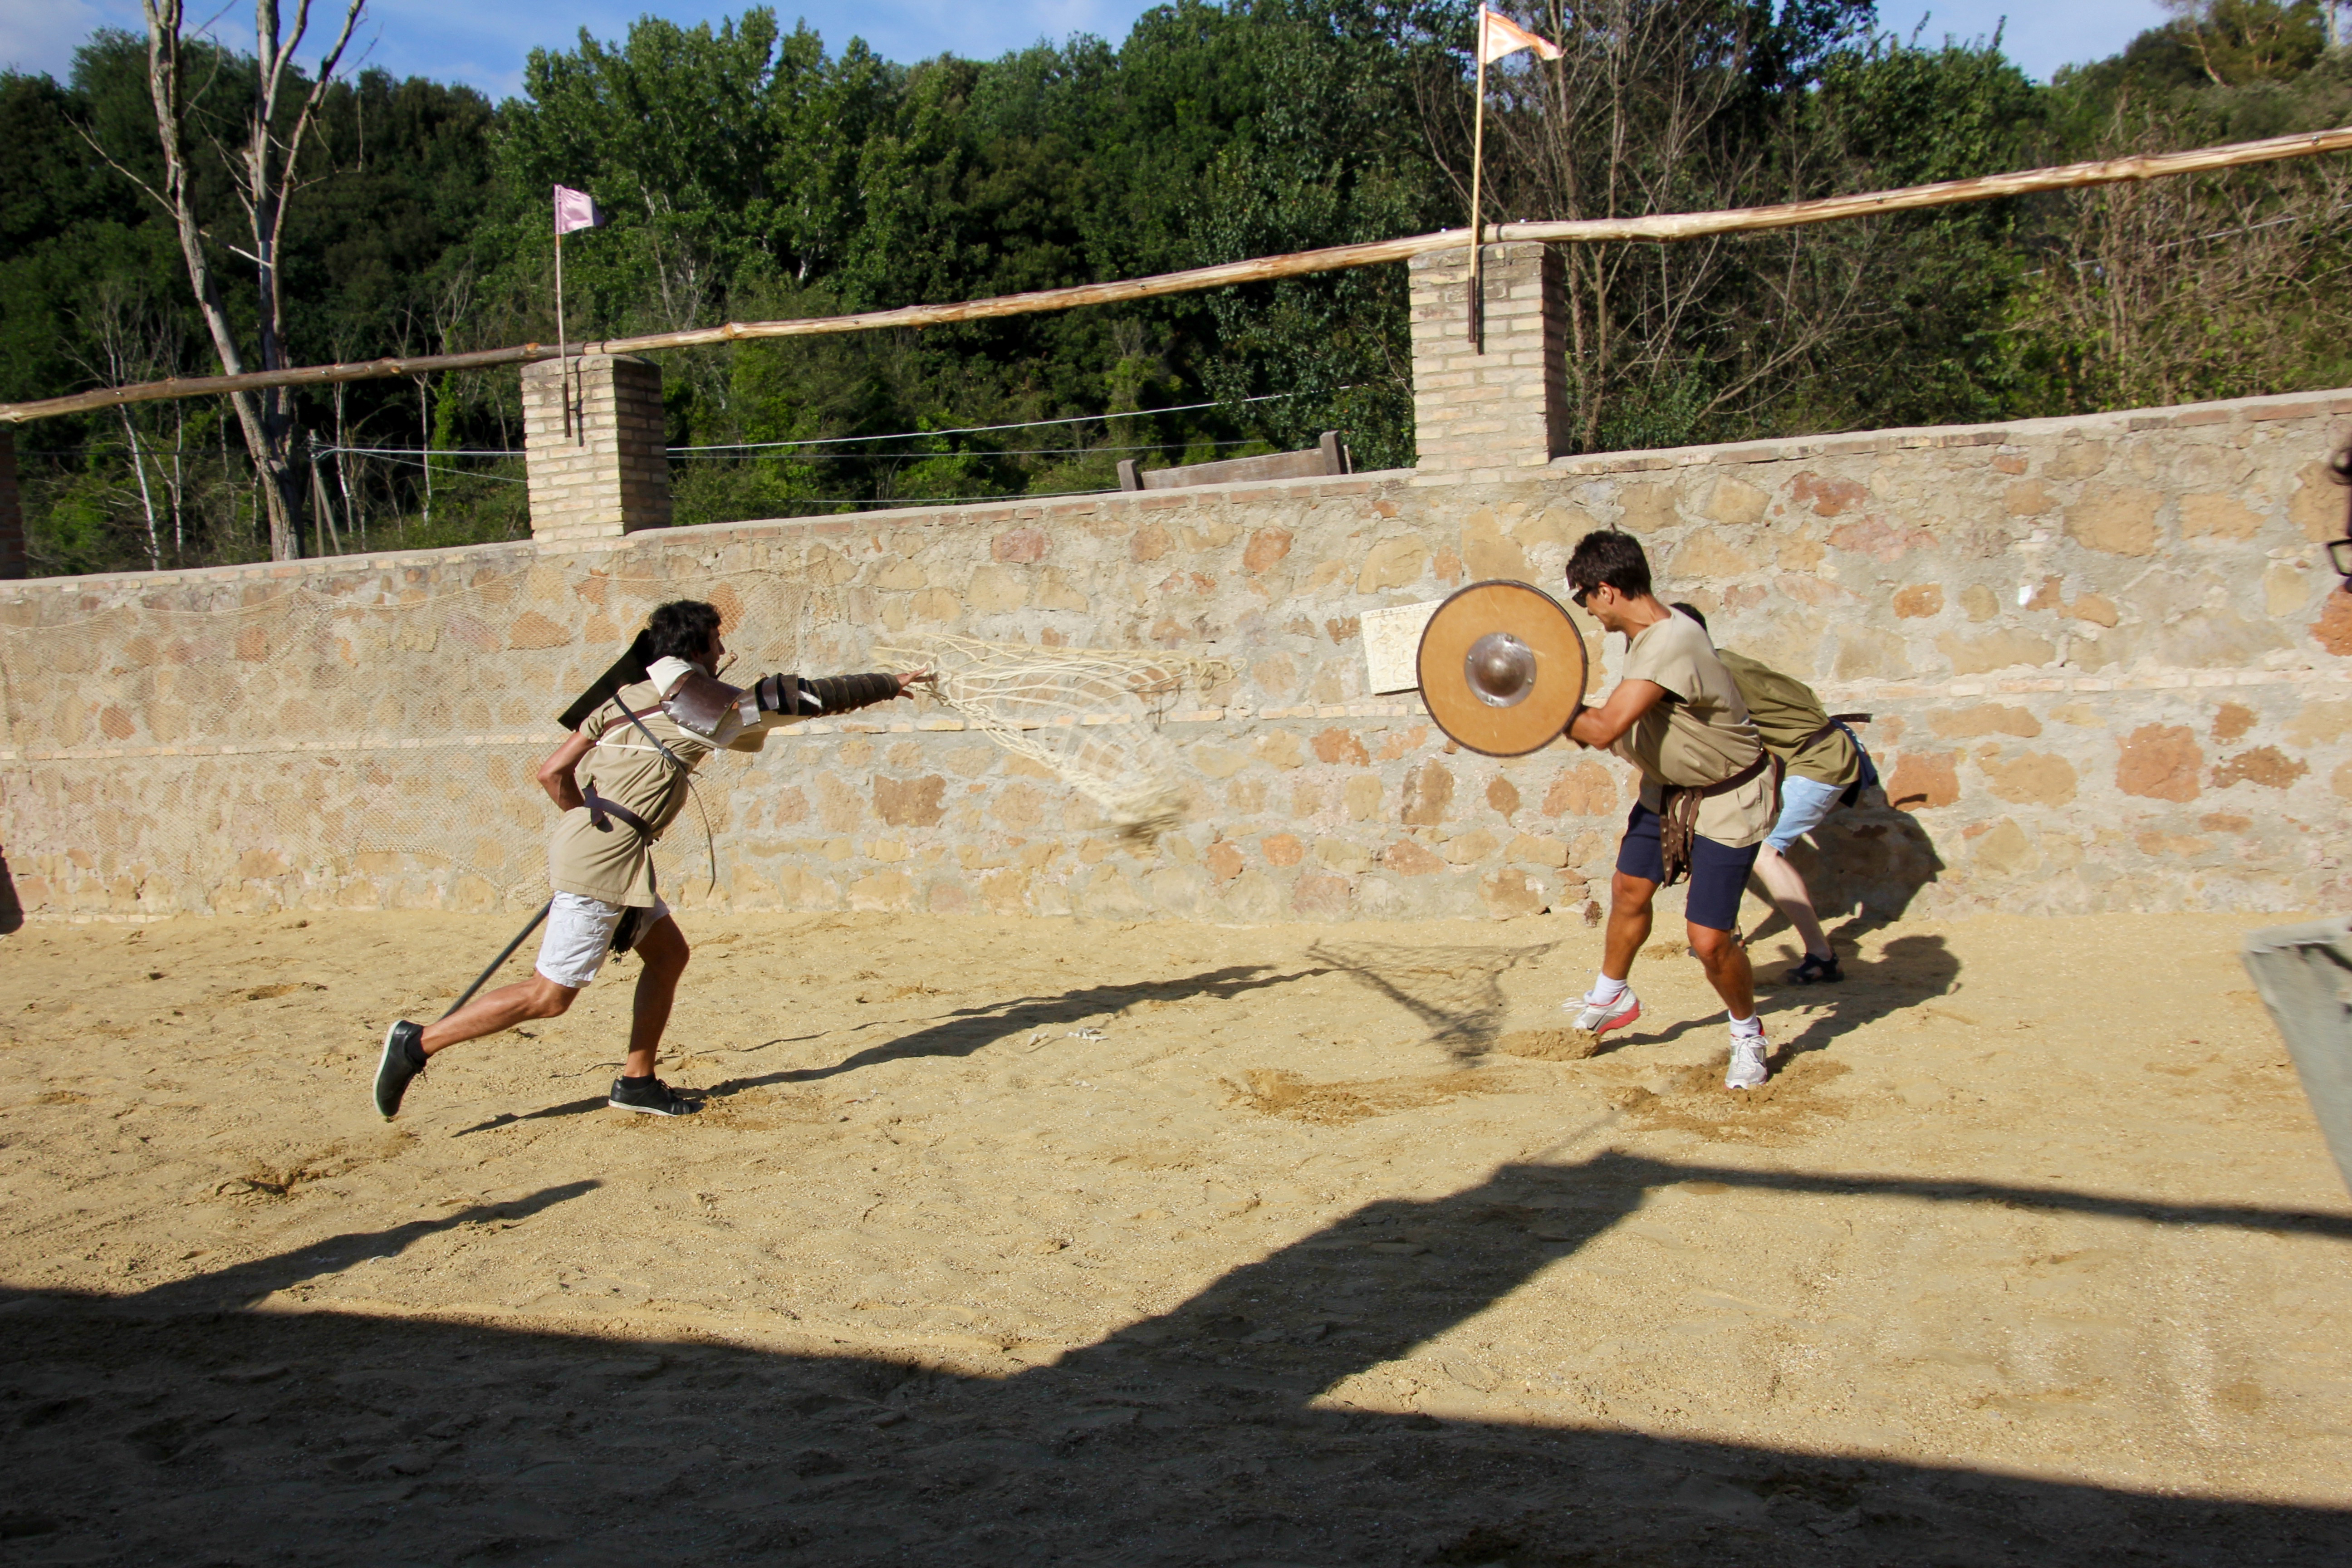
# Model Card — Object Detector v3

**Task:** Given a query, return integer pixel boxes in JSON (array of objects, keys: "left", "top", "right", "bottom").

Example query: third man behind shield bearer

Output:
[{"left": 1671, "top": 602, "right": 1876, "bottom": 985}]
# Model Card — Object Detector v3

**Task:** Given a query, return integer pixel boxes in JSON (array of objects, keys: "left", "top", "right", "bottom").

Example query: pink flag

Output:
[
  {"left": 553, "top": 185, "right": 607, "bottom": 236},
  {"left": 1478, "top": 6, "right": 1561, "bottom": 64}
]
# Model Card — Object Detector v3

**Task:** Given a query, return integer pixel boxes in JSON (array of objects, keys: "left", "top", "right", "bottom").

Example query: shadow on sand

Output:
[{"left": 3, "top": 1155, "right": 2345, "bottom": 1563}]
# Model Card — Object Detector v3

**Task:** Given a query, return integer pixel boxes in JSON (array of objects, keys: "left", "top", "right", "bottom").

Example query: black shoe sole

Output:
[{"left": 374, "top": 1021, "right": 421, "bottom": 1120}]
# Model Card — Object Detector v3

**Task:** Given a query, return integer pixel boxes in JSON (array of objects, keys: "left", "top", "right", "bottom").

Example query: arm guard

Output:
[{"left": 752, "top": 671, "right": 905, "bottom": 718}]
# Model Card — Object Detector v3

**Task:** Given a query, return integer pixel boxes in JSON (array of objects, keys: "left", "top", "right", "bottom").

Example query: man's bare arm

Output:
[
  {"left": 536, "top": 730, "right": 597, "bottom": 811},
  {"left": 1565, "top": 678, "right": 1669, "bottom": 750}
]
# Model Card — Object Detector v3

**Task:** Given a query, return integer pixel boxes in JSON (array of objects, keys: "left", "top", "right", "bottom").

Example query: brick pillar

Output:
[
  {"left": 0, "top": 429, "right": 24, "bottom": 578},
  {"left": 522, "top": 353, "right": 671, "bottom": 542},
  {"left": 1407, "top": 241, "right": 1569, "bottom": 480}
]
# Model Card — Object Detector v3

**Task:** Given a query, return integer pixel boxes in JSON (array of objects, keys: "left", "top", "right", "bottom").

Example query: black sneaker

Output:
[
  {"left": 375, "top": 1021, "right": 426, "bottom": 1120},
  {"left": 1788, "top": 952, "right": 1843, "bottom": 985},
  {"left": 609, "top": 1076, "right": 701, "bottom": 1117}
]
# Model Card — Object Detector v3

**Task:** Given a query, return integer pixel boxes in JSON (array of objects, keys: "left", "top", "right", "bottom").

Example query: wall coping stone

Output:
[{"left": 1543, "top": 386, "right": 2352, "bottom": 476}]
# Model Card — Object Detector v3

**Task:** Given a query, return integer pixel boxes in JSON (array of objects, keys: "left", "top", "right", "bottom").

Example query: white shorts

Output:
[{"left": 535, "top": 891, "right": 670, "bottom": 990}]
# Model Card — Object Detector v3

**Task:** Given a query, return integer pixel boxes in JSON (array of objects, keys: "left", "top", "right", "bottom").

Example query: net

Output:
[
  {"left": 0, "top": 564, "right": 1240, "bottom": 918},
  {"left": 876, "top": 633, "right": 1230, "bottom": 844}
]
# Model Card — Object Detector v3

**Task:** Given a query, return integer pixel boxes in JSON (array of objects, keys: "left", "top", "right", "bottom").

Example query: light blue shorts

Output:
[{"left": 1766, "top": 774, "right": 1847, "bottom": 854}]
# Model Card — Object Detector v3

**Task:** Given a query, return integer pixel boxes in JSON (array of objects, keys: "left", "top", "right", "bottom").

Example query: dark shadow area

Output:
[
  {"left": 1308, "top": 940, "right": 1558, "bottom": 1058},
  {"left": 2, "top": 1157, "right": 2344, "bottom": 1563},
  {"left": 0, "top": 847, "right": 21, "bottom": 936},
  {"left": 707, "top": 963, "right": 1318, "bottom": 1093},
  {"left": 1744, "top": 795, "right": 1946, "bottom": 949}
]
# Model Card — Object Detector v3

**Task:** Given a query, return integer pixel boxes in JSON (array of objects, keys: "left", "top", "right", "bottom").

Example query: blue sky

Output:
[{"left": 4, "top": 3, "right": 2171, "bottom": 103}]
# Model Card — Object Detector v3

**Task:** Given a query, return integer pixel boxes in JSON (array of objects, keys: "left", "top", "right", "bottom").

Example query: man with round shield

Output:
[{"left": 1558, "top": 530, "right": 1779, "bottom": 1089}]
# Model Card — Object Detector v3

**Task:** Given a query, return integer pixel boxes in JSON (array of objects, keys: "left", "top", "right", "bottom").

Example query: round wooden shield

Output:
[{"left": 1415, "top": 580, "right": 1588, "bottom": 757}]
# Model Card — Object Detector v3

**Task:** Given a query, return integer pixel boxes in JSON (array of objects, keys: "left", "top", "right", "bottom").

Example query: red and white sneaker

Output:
[{"left": 1563, "top": 987, "right": 1642, "bottom": 1038}]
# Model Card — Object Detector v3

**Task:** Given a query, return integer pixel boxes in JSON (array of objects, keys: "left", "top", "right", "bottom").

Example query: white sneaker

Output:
[
  {"left": 1725, "top": 1032, "right": 1770, "bottom": 1090},
  {"left": 1563, "top": 988, "right": 1642, "bottom": 1038}
]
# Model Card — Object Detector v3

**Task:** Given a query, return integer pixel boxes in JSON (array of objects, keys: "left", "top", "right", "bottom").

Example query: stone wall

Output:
[{"left": 3, "top": 388, "right": 2348, "bottom": 925}]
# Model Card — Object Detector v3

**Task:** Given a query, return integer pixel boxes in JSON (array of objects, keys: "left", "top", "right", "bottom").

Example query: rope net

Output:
[
  {"left": 0, "top": 566, "right": 1220, "bottom": 918},
  {"left": 877, "top": 633, "right": 1230, "bottom": 844}
]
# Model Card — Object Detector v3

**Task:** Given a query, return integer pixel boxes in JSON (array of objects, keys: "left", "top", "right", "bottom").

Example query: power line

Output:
[
  {"left": 666, "top": 387, "right": 1333, "bottom": 453},
  {"left": 669, "top": 439, "right": 1279, "bottom": 461}
]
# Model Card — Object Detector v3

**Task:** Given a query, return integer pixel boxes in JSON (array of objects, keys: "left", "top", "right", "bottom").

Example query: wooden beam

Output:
[{"left": 8, "top": 125, "right": 2351, "bottom": 427}]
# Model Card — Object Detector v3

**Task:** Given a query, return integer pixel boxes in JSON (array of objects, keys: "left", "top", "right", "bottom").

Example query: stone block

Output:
[
  {"left": 2116, "top": 725, "right": 2202, "bottom": 802},
  {"left": 2064, "top": 488, "right": 2161, "bottom": 556},
  {"left": 1892, "top": 583, "right": 1943, "bottom": 618}
]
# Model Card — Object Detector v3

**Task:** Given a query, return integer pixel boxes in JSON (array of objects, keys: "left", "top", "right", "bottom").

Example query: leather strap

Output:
[
  {"left": 1656, "top": 747, "right": 1778, "bottom": 888},
  {"left": 583, "top": 783, "right": 655, "bottom": 838},
  {"left": 1796, "top": 712, "right": 1873, "bottom": 752},
  {"left": 1690, "top": 746, "right": 1773, "bottom": 799}
]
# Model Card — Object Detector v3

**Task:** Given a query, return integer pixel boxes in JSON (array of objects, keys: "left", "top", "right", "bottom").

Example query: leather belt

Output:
[{"left": 1796, "top": 712, "right": 1872, "bottom": 751}]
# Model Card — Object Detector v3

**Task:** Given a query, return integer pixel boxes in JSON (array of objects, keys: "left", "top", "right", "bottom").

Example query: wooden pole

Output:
[
  {"left": 10, "top": 124, "right": 2352, "bottom": 426},
  {"left": 1469, "top": 20, "right": 1490, "bottom": 355},
  {"left": 556, "top": 229, "right": 570, "bottom": 440}
]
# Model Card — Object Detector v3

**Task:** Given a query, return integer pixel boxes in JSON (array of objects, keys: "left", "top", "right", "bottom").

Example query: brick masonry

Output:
[
  {"left": 522, "top": 353, "right": 671, "bottom": 540},
  {"left": 1409, "top": 242, "right": 1570, "bottom": 480},
  {"left": 2, "top": 388, "right": 2348, "bottom": 924}
]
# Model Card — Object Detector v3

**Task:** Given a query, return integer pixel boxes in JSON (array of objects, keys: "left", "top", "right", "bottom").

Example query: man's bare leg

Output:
[
  {"left": 421, "top": 975, "right": 578, "bottom": 1055},
  {"left": 1686, "top": 921, "right": 1757, "bottom": 1019},
  {"left": 1753, "top": 846, "right": 1831, "bottom": 960},
  {"left": 1602, "top": 869, "right": 1657, "bottom": 980},
  {"left": 622, "top": 915, "right": 690, "bottom": 1080}
]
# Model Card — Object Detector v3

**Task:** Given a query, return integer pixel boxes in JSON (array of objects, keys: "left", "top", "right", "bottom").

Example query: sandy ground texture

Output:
[{"left": 0, "top": 905, "right": 2348, "bottom": 1566}]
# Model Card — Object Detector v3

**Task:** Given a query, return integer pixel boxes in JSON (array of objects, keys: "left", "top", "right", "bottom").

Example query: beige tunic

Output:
[
  {"left": 1608, "top": 610, "right": 1777, "bottom": 849},
  {"left": 544, "top": 669, "right": 781, "bottom": 907}
]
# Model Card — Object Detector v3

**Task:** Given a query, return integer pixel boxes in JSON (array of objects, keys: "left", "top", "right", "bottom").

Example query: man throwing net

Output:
[
  {"left": 1559, "top": 531, "right": 1779, "bottom": 1089},
  {"left": 372, "top": 599, "right": 924, "bottom": 1119}
]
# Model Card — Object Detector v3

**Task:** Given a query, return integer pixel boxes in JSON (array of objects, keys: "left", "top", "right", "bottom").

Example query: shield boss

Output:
[{"left": 1415, "top": 580, "right": 1588, "bottom": 756}]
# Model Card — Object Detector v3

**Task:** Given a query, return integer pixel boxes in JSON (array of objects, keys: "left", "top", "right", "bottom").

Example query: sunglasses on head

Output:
[{"left": 2332, "top": 537, "right": 2352, "bottom": 577}]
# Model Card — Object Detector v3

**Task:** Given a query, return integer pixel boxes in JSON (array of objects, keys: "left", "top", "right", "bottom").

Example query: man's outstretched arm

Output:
[{"left": 749, "top": 670, "right": 930, "bottom": 718}]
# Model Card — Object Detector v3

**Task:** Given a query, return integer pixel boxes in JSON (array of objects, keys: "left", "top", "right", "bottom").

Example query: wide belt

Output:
[
  {"left": 1690, "top": 747, "right": 1773, "bottom": 799},
  {"left": 1657, "top": 748, "right": 1779, "bottom": 890}
]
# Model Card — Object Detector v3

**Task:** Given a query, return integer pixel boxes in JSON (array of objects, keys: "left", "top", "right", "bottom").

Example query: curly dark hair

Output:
[
  {"left": 1565, "top": 529, "right": 1653, "bottom": 602},
  {"left": 647, "top": 599, "right": 723, "bottom": 664}
]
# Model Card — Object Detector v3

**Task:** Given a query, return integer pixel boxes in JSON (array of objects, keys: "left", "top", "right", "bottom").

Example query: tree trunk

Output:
[{"left": 131, "top": 0, "right": 362, "bottom": 562}]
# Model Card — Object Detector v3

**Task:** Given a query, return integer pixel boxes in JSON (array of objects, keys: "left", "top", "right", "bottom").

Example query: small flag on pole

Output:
[
  {"left": 1465, "top": 10, "right": 1560, "bottom": 356},
  {"left": 553, "top": 185, "right": 608, "bottom": 236},
  {"left": 1478, "top": 6, "right": 1561, "bottom": 64}
]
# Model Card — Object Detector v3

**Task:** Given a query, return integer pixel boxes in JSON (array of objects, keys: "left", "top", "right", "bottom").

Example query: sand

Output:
[{"left": 0, "top": 905, "right": 2347, "bottom": 1565}]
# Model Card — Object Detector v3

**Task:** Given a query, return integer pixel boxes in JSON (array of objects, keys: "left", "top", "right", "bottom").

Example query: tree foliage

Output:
[{"left": 6, "top": 1, "right": 2352, "bottom": 574}]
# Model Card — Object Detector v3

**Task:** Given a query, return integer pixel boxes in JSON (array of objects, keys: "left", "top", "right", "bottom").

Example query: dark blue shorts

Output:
[{"left": 1615, "top": 802, "right": 1761, "bottom": 934}]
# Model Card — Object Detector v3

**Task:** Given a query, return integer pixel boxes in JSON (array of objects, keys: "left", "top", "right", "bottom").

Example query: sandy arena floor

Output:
[{"left": 0, "top": 906, "right": 2347, "bottom": 1565}]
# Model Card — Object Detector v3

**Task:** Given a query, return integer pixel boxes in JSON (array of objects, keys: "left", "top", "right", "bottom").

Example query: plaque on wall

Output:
[{"left": 1361, "top": 598, "right": 1443, "bottom": 695}]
